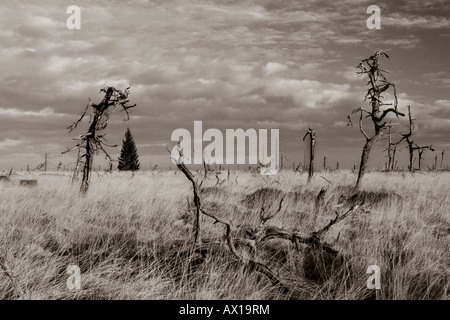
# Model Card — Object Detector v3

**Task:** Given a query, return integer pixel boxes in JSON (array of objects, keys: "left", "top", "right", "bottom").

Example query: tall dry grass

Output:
[{"left": 0, "top": 169, "right": 448, "bottom": 299}]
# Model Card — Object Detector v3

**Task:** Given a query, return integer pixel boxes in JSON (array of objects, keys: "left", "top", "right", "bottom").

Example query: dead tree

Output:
[
  {"left": 415, "top": 144, "right": 434, "bottom": 170},
  {"left": 348, "top": 52, "right": 405, "bottom": 189},
  {"left": 64, "top": 86, "right": 136, "bottom": 194},
  {"left": 168, "top": 142, "right": 202, "bottom": 245},
  {"left": 202, "top": 152, "right": 214, "bottom": 180},
  {"left": 383, "top": 122, "right": 398, "bottom": 171},
  {"left": 396, "top": 106, "right": 434, "bottom": 171},
  {"left": 391, "top": 145, "right": 398, "bottom": 171},
  {"left": 395, "top": 106, "right": 416, "bottom": 171},
  {"left": 280, "top": 153, "right": 288, "bottom": 171},
  {"left": 303, "top": 128, "right": 315, "bottom": 183},
  {"left": 440, "top": 150, "right": 450, "bottom": 170}
]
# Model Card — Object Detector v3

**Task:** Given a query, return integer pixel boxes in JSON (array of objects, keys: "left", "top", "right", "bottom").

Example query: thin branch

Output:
[
  {"left": 259, "top": 196, "right": 285, "bottom": 225},
  {"left": 67, "top": 98, "right": 92, "bottom": 133},
  {"left": 358, "top": 108, "right": 370, "bottom": 140}
]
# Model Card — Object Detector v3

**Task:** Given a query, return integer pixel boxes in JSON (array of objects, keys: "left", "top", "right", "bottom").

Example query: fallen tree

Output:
[{"left": 168, "top": 143, "right": 368, "bottom": 294}]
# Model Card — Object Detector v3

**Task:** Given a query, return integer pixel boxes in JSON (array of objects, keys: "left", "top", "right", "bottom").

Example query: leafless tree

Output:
[
  {"left": 64, "top": 86, "right": 136, "bottom": 194},
  {"left": 348, "top": 51, "right": 405, "bottom": 189},
  {"left": 396, "top": 106, "right": 416, "bottom": 171},
  {"left": 280, "top": 153, "right": 288, "bottom": 171},
  {"left": 303, "top": 128, "right": 315, "bottom": 183},
  {"left": 440, "top": 150, "right": 450, "bottom": 170},
  {"left": 395, "top": 106, "right": 434, "bottom": 171},
  {"left": 383, "top": 122, "right": 399, "bottom": 171},
  {"left": 415, "top": 144, "right": 434, "bottom": 170},
  {"left": 167, "top": 142, "right": 202, "bottom": 245}
]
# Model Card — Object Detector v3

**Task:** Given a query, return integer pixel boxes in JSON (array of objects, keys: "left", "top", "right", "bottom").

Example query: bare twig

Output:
[
  {"left": 259, "top": 196, "right": 285, "bottom": 225},
  {"left": 0, "top": 256, "right": 24, "bottom": 299}
]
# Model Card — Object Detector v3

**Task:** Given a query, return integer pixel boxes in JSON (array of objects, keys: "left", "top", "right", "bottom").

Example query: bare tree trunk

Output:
[
  {"left": 418, "top": 150, "right": 423, "bottom": 170},
  {"left": 387, "top": 125, "right": 393, "bottom": 171},
  {"left": 80, "top": 111, "right": 98, "bottom": 194},
  {"left": 391, "top": 146, "right": 397, "bottom": 171},
  {"left": 177, "top": 161, "right": 201, "bottom": 245},
  {"left": 303, "top": 128, "right": 315, "bottom": 183},
  {"left": 408, "top": 143, "right": 414, "bottom": 172},
  {"left": 355, "top": 135, "right": 380, "bottom": 189}
]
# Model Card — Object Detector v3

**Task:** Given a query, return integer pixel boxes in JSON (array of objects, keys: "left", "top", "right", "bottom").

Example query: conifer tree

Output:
[{"left": 118, "top": 128, "right": 140, "bottom": 171}]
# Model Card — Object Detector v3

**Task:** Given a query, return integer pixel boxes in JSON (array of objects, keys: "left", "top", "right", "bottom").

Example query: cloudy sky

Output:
[{"left": 0, "top": 0, "right": 449, "bottom": 171}]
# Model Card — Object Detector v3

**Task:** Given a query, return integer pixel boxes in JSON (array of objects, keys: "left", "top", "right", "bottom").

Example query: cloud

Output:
[
  {"left": 0, "top": 139, "right": 26, "bottom": 149},
  {"left": 0, "top": 0, "right": 448, "bottom": 169},
  {"left": 423, "top": 72, "right": 450, "bottom": 88},
  {"left": 382, "top": 38, "right": 421, "bottom": 49},
  {"left": 0, "top": 107, "right": 63, "bottom": 118},
  {"left": 264, "top": 78, "right": 352, "bottom": 109},
  {"left": 383, "top": 14, "right": 450, "bottom": 29},
  {"left": 264, "top": 62, "right": 289, "bottom": 76},
  {"left": 435, "top": 100, "right": 450, "bottom": 108},
  {"left": 337, "top": 67, "right": 360, "bottom": 82}
]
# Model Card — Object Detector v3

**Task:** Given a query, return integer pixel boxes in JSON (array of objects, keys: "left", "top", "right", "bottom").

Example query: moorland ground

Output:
[{"left": 0, "top": 169, "right": 449, "bottom": 299}]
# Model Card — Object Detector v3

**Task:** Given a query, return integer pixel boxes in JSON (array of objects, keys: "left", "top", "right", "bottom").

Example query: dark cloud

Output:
[{"left": 0, "top": 0, "right": 449, "bottom": 170}]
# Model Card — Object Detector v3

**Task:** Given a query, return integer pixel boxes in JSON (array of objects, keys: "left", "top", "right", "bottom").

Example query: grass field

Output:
[{"left": 0, "top": 169, "right": 449, "bottom": 300}]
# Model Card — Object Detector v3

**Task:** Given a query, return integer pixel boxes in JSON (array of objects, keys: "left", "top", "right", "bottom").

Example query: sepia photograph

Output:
[{"left": 0, "top": 0, "right": 449, "bottom": 305}]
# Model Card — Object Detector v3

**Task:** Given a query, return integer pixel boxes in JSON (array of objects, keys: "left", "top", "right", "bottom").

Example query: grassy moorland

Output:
[{"left": 0, "top": 169, "right": 448, "bottom": 300}]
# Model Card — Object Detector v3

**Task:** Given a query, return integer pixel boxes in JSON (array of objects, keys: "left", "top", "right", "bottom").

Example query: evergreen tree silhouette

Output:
[{"left": 118, "top": 127, "right": 140, "bottom": 171}]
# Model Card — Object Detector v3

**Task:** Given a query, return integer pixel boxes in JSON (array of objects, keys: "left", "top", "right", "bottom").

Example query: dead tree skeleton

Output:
[
  {"left": 168, "top": 142, "right": 367, "bottom": 294},
  {"left": 348, "top": 52, "right": 405, "bottom": 189},
  {"left": 303, "top": 128, "right": 315, "bottom": 183},
  {"left": 64, "top": 86, "right": 136, "bottom": 194},
  {"left": 441, "top": 150, "right": 450, "bottom": 170},
  {"left": 396, "top": 106, "right": 415, "bottom": 171},
  {"left": 415, "top": 144, "right": 434, "bottom": 171},
  {"left": 395, "top": 105, "right": 434, "bottom": 171}
]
